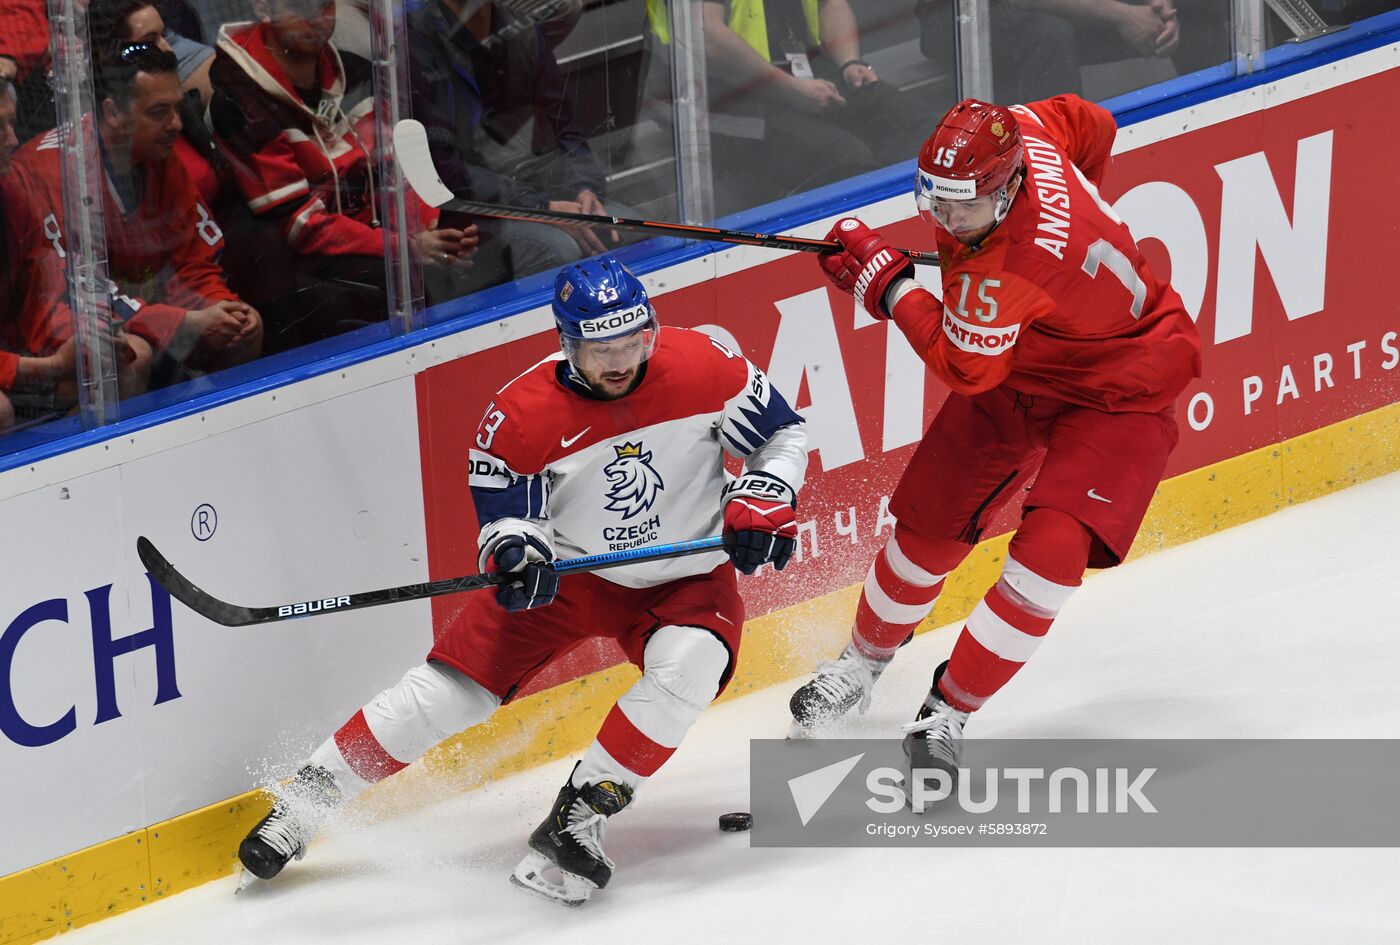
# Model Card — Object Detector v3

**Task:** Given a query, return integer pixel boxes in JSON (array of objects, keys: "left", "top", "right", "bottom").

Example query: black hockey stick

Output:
[
  {"left": 392, "top": 119, "right": 938, "bottom": 262},
  {"left": 137, "top": 535, "right": 724, "bottom": 628}
]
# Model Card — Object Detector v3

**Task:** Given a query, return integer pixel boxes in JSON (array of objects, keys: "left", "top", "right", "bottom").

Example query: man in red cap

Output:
[{"left": 789, "top": 95, "right": 1201, "bottom": 792}]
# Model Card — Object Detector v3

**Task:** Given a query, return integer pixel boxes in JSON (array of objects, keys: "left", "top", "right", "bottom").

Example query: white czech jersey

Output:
[{"left": 468, "top": 327, "right": 808, "bottom": 588}]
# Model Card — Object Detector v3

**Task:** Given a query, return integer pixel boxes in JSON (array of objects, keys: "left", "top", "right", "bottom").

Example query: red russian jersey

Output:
[
  {"left": 891, "top": 94, "right": 1202, "bottom": 413},
  {"left": 8, "top": 121, "right": 238, "bottom": 351}
]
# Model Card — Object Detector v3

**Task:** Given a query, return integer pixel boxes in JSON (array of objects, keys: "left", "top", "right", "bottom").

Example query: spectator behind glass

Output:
[
  {"left": 9, "top": 44, "right": 262, "bottom": 387},
  {"left": 1, "top": 0, "right": 217, "bottom": 142},
  {"left": 187, "top": 0, "right": 578, "bottom": 69},
  {"left": 93, "top": 0, "right": 235, "bottom": 215},
  {"left": 408, "top": 0, "right": 631, "bottom": 301},
  {"left": 1, "top": 77, "right": 152, "bottom": 431},
  {"left": 209, "top": 0, "right": 476, "bottom": 352},
  {"left": 986, "top": 0, "right": 1231, "bottom": 103},
  {"left": 0, "top": 0, "right": 47, "bottom": 84},
  {"left": 89, "top": 0, "right": 219, "bottom": 106},
  {"left": 0, "top": 0, "right": 57, "bottom": 140},
  {"left": 2, "top": 77, "right": 67, "bottom": 433},
  {"left": 304, "top": 0, "right": 582, "bottom": 64},
  {"left": 643, "top": 0, "right": 932, "bottom": 217}
]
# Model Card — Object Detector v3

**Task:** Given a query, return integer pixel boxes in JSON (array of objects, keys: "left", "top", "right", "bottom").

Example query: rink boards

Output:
[{"left": 3, "top": 41, "right": 1400, "bottom": 945}]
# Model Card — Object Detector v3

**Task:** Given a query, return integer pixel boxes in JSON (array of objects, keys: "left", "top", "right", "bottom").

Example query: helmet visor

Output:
[
  {"left": 562, "top": 313, "right": 660, "bottom": 378},
  {"left": 916, "top": 169, "right": 1010, "bottom": 240}
]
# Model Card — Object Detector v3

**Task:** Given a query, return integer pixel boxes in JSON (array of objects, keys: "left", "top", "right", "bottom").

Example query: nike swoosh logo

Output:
[
  {"left": 1087, "top": 489, "right": 1113, "bottom": 504},
  {"left": 560, "top": 427, "right": 591, "bottom": 448}
]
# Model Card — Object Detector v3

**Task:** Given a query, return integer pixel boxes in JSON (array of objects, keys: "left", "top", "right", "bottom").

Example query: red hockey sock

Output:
[
  {"left": 852, "top": 528, "right": 968, "bottom": 660},
  {"left": 333, "top": 709, "right": 408, "bottom": 784},
  {"left": 938, "top": 509, "right": 1089, "bottom": 711},
  {"left": 592, "top": 702, "right": 677, "bottom": 780},
  {"left": 575, "top": 626, "right": 727, "bottom": 789},
  {"left": 937, "top": 582, "right": 1056, "bottom": 710}
]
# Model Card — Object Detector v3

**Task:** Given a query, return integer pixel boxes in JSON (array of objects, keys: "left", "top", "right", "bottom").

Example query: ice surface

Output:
[{"left": 60, "top": 472, "right": 1400, "bottom": 944}]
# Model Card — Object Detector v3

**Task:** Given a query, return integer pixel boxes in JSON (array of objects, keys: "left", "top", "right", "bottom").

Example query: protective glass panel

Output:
[
  {"left": 1, "top": 75, "right": 90, "bottom": 451},
  {"left": 1260, "top": 1, "right": 1400, "bottom": 67},
  {"left": 2, "top": 0, "right": 417, "bottom": 463},
  {"left": 2, "top": 0, "right": 131, "bottom": 454},
  {"left": 408, "top": 0, "right": 681, "bottom": 323},
  {"left": 986, "top": 0, "right": 1233, "bottom": 105},
  {"left": 173, "top": 0, "right": 400, "bottom": 364},
  {"left": 679, "top": 0, "right": 956, "bottom": 220}
]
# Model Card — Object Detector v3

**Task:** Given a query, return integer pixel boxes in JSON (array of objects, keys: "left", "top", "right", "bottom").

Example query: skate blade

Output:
[
  {"left": 787, "top": 716, "right": 836, "bottom": 740},
  {"left": 234, "top": 868, "right": 259, "bottom": 896},
  {"left": 510, "top": 851, "right": 595, "bottom": 906},
  {"left": 786, "top": 719, "right": 813, "bottom": 740}
]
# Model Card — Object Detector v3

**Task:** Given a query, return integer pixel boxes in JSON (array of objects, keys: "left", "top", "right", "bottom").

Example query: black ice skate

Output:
[
  {"left": 236, "top": 764, "right": 340, "bottom": 890},
  {"left": 901, "top": 661, "right": 969, "bottom": 813},
  {"left": 511, "top": 769, "right": 634, "bottom": 906},
  {"left": 789, "top": 642, "right": 892, "bottom": 734}
]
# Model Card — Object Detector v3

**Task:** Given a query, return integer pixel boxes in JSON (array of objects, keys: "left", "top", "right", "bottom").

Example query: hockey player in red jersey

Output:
[
  {"left": 790, "top": 95, "right": 1201, "bottom": 791},
  {"left": 238, "top": 255, "right": 808, "bottom": 903}
]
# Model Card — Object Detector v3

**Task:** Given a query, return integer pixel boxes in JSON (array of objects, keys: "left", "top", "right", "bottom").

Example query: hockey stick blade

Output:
[
  {"left": 392, "top": 119, "right": 936, "bottom": 262},
  {"left": 137, "top": 536, "right": 262, "bottom": 626},
  {"left": 136, "top": 535, "right": 725, "bottom": 628}
]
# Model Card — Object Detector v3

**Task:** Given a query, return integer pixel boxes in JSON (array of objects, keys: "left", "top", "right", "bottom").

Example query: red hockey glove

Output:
[
  {"left": 817, "top": 218, "right": 914, "bottom": 320},
  {"left": 722, "top": 472, "right": 798, "bottom": 574}
]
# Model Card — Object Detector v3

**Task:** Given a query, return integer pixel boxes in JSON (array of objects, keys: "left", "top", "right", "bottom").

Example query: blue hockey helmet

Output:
[{"left": 552, "top": 256, "right": 660, "bottom": 381}]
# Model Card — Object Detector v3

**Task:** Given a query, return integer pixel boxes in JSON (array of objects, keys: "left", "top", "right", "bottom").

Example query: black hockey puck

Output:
[{"left": 719, "top": 812, "right": 752, "bottom": 832}]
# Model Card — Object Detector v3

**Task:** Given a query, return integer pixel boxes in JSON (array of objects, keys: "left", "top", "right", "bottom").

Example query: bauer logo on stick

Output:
[{"left": 278, "top": 596, "right": 352, "bottom": 618}]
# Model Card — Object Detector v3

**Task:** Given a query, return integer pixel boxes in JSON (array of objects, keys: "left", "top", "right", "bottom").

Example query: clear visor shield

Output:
[
  {"left": 562, "top": 315, "right": 660, "bottom": 378},
  {"left": 916, "top": 169, "right": 1010, "bottom": 239}
]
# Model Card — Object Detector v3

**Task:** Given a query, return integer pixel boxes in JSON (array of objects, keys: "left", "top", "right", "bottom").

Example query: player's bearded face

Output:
[
  {"left": 918, "top": 172, "right": 1022, "bottom": 244},
  {"left": 573, "top": 329, "right": 653, "bottom": 398},
  {"left": 929, "top": 194, "right": 999, "bottom": 240}
]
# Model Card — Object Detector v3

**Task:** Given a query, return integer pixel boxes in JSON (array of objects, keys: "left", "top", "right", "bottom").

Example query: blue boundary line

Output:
[{"left": 4, "top": 17, "right": 1399, "bottom": 476}]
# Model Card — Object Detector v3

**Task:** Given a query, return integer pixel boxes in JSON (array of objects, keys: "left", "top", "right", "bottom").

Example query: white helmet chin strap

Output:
[
  {"left": 991, "top": 167, "right": 1025, "bottom": 227},
  {"left": 992, "top": 185, "right": 1013, "bottom": 225}
]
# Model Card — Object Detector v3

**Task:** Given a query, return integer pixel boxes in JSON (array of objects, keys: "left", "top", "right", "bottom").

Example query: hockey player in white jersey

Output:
[{"left": 237, "top": 255, "right": 808, "bottom": 904}]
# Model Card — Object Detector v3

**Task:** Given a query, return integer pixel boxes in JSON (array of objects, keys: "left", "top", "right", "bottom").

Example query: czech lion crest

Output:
[{"left": 603, "top": 441, "right": 665, "bottom": 519}]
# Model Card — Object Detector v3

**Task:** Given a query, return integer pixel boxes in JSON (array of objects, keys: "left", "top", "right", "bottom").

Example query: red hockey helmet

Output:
[{"left": 916, "top": 99, "right": 1024, "bottom": 240}]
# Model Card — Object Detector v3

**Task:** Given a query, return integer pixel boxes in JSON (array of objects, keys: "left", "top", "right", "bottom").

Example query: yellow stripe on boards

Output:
[
  {"left": 3, "top": 399, "right": 1398, "bottom": 944},
  {"left": 0, "top": 833, "right": 146, "bottom": 945}
]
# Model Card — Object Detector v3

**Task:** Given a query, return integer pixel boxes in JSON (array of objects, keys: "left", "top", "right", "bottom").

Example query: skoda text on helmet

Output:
[
  {"left": 916, "top": 99, "right": 1025, "bottom": 241},
  {"left": 553, "top": 256, "right": 660, "bottom": 392}
]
